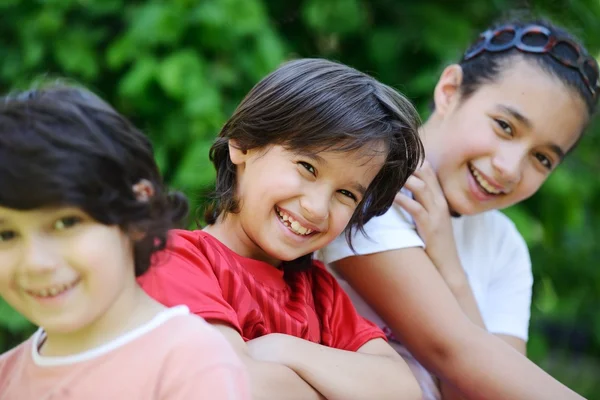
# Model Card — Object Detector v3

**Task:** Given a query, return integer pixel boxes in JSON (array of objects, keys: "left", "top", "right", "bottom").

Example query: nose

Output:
[
  {"left": 300, "top": 189, "right": 330, "bottom": 224},
  {"left": 21, "top": 237, "right": 59, "bottom": 275},
  {"left": 492, "top": 146, "right": 524, "bottom": 186}
]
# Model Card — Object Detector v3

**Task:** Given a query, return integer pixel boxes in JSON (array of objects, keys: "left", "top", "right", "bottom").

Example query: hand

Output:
[{"left": 394, "top": 160, "right": 462, "bottom": 278}]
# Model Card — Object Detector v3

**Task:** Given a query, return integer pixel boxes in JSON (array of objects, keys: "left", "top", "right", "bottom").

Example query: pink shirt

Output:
[{"left": 0, "top": 306, "right": 249, "bottom": 400}]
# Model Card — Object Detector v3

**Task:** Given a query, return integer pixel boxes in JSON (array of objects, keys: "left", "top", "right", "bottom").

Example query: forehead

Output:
[
  {"left": 0, "top": 206, "right": 69, "bottom": 224},
  {"left": 315, "top": 145, "right": 386, "bottom": 185},
  {"left": 474, "top": 58, "right": 589, "bottom": 150}
]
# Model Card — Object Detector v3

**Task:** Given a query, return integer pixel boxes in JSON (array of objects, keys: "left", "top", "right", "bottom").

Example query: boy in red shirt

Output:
[{"left": 140, "top": 59, "right": 423, "bottom": 399}]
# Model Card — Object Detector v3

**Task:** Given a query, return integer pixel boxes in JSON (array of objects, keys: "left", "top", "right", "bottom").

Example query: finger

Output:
[
  {"left": 394, "top": 192, "right": 427, "bottom": 226},
  {"left": 413, "top": 160, "right": 445, "bottom": 203},
  {"left": 403, "top": 175, "right": 435, "bottom": 212}
]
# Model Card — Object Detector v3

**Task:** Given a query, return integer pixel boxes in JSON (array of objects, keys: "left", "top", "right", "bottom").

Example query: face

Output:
[
  {"left": 426, "top": 58, "right": 588, "bottom": 215},
  {"left": 225, "top": 143, "right": 386, "bottom": 264},
  {"left": 0, "top": 206, "right": 137, "bottom": 334}
]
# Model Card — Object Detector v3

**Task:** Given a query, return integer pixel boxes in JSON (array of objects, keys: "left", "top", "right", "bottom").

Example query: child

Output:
[
  {"left": 319, "top": 19, "right": 597, "bottom": 399},
  {"left": 139, "top": 58, "right": 424, "bottom": 399},
  {"left": 0, "top": 85, "right": 249, "bottom": 399}
]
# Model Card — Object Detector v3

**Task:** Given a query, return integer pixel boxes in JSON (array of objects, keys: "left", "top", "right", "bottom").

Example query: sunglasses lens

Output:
[
  {"left": 551, "top": 41, "right": 580, "bottom": 67},
  {"left": 583, "top": 61, "right": 599, "bottom": 87},
  {"left": 488, "top": 29, "right": 516, "bottom": 51},
  {"left": 521, "top": 30, "right": 551, "bottom": 47}
]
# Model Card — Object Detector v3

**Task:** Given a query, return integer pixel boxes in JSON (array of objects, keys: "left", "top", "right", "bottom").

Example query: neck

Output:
[
  {"left": 40, "top": 284, "right": 164, "bottom": 357},
  {"left": 419, "top": 112, "right": 442, "bottom": 157},
  {"left": 204, "top": 214, "right": 282, "bottom": 267}
]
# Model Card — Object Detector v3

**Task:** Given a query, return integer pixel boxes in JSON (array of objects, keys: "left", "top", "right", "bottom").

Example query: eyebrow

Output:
[
  {"left": 497, "top": 105, "right": 565, "bottom": 161},
  {"left": 351, "top": 182, "right": 368, "bottom": 197},
  {"left": 294, "top": 149, "right": 327, "bottom": 165},
  {"left": 548, "top": 143, "right": 566, "bottom": 161},
  {"left": 293, "top": 149, "right": 367, "bottom": 196},
  {"left": 497, "top": 105, "right": 533, "bottom": 129}
]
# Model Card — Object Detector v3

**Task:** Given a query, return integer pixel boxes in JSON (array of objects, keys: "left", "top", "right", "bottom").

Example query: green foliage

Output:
[{"left": 0, "top": 0, "right": 599, "bottom": 396}]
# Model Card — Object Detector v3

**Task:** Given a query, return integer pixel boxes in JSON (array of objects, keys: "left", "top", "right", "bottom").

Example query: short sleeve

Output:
[
  {"left": 159, "top": 319, "right": 250, "bottom": 400},
  {"left": 481, "top": 221, "right": 533, "bottom": 341},
  {"left": 315, "top": 265, "right": 386, "bottom": 351},
  {"left": 318, "top": 200, "right": 424, "bottom": 264},
  {"left": 138, "top": 230, "right": 242, "bottom": 333}
]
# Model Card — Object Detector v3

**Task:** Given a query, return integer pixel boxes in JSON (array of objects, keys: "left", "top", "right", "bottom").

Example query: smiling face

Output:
[
  {"left": 0, "top": 207, "right": 138, "bottom": 335},
  {"left": 424, "top": 57, "right": 589, "bottom": 215},
  {"left": 209, "top": 143, "right": 386, "bottom": 265}
]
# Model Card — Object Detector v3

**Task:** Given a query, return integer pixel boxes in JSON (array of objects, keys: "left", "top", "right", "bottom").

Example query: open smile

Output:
[
  {"left": 467, "top": 163, "right": 506, "bottom": 196},
  {"left": 24, "top": 277, "right": 81, "bottom": 299},
  {"left": 275, "top": 206, "right": 319, "bottom": 237}
]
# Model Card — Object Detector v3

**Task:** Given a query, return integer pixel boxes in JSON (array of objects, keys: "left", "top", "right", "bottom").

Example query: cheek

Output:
[
  {"left": 326, "top": 204, "right": 355, "bottom": 239},
  {"left": 514, "top": 172, "right": 546, "bottom": 201}
]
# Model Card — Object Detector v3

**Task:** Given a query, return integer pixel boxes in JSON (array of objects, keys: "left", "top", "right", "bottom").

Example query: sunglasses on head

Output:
[{"left": 463, "top": 24, "right": 599, "bottom": 97}]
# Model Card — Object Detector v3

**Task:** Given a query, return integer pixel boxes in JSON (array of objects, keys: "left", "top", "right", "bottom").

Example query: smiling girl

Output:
[
  {"left": 139, "top": 58, "right": 425, "bottom": 399},
  {"left": 320, "top": 19, "right": 598, "bottom": 400},
  {"left": 0, "top": 86, "right": 249, "bottom": 399}
]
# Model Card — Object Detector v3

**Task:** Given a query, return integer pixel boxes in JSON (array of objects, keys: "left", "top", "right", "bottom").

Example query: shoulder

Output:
[
  {"left": 0, "top": 339, "right": 31, "bottom": 378},
  {"left": 318, "top": 202, "right": 423, "bottom": 264},
  {"left": 161, "top": 314, "right": 243, "bottom": 366},
  {"left": 457, "top": 210, "right": 527, "bottom": 250}
]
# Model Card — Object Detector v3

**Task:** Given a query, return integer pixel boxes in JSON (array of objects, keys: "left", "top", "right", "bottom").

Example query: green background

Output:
[{"left": 0, "top": 0, "right": 599, "bottom": 397}]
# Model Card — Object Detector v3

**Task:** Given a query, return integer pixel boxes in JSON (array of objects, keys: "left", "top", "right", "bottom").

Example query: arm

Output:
[
  {"left": 395, "top": 162, "right": 538, "bottom": 399},
  {"left": 333, "top": 250, "right": 583, "bottom": 400},
  {"left": 440, "top": 334, "right": 526, "bottom": 400},
  {"left": 214, "top": 324, "right": 326, "bottom": 400},
  {"left": 395, "top": 161, "right": 486, "bottom": 330},
  {"left": 248, "top": 334, "right": 421, "bottom": 400},
  {"left": 139, "top": 232, "right": 323, "bottom": 399}
]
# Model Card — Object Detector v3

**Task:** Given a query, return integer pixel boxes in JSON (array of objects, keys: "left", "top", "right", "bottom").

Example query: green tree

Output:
[{"left": 0, "top": 0, "right": 598, "bottom": 396}]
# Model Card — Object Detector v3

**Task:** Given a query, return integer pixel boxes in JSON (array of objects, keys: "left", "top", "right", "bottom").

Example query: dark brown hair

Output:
[
  {"left": 205, "top": 58, "right": 423, "bottom": 268},
  {"left": 0, "top": 84, "right": 188, "bottom": 276}
]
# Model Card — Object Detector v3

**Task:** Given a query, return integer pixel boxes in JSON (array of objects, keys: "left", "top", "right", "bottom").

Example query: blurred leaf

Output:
[{"left": 0, "top": 299, "right": 32, "bottom": 333}]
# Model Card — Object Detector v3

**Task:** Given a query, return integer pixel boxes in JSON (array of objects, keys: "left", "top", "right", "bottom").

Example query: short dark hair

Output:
[
  {"left": 459, "top": 18, "right": 598, "bottom": 116},
  {"left": 205, "top": 58, "right": 423, "bottom": 268},
  {"left": 0, "top": 84, "right": 188, "bottom": 276}
]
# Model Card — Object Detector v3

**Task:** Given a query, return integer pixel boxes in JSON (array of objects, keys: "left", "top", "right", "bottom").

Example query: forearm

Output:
[
  {"left": 278, "top": 340, "right": 421, "bottom": 400},
  {"left": 440, "top": 381, "right": 466, "bottom": 400},
  {"left": 445, "top": 276, "right": 486, "bottom": 329},
  {"left": 433, "top": 329, "right": 583, "bottom": 400},
  {"left": 244, "top": 355, "right": 325, "bottom": 400},
  {"left": 433, "top": 255, "right": 486, "bottom": 329}
]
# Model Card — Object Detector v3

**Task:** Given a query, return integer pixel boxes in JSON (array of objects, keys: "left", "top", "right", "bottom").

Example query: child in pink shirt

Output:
[{"left": 0, "top": 85, "right": 249, "bottom": 400}]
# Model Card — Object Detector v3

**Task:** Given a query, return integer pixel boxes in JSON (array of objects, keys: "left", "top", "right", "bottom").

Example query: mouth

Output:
[
  {"left": 467, "top": 163, "right": 506, "bottom": 196},
  {"left": 25, "top": 278, "right": 81, "bottom": 299},
  {"left": 275, "top": 206, "right": 319, "bottom": 237}
]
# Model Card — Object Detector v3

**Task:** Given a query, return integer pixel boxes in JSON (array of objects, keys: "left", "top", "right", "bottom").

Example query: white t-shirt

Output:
[{"left": 318, "top": 203, "right": 533, "bottom": 399}]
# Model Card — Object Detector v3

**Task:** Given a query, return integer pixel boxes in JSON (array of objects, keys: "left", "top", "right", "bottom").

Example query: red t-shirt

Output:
[{"left": 139, "top": 230, "right": 385, "bottom": 351}]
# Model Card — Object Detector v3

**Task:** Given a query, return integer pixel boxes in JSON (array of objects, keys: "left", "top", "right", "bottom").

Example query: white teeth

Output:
[
  {"left": 276, "top": 207, "right": 314, "bottom": 236},
  {"left": 29, "top": 280, "right": 78, "bottom": 298},
  {"left": 469, "top": 165, "right": 502, "bottom": 195}
]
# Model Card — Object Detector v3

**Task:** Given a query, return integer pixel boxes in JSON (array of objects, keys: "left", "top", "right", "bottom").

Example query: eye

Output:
[
  {"left": 534, "top": 153, "right": 553, "bottom": 170},
  {"left": 494, "top": 119, "right": 513, "bottom": 136},
  {"left": 54, "top": 216, "right": 82, "bottom": 231},
  {"left": 0, "top": 230, "right": 16, "bottom": 242},
  {"left": 298, "top": 161, "right": 316, "bottom": 176},
  {"left": 338, "top": 189, "right": 358, "bottom": 202}
]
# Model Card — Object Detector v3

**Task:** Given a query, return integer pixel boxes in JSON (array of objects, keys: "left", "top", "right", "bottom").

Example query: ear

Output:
[
  {"left": 228, "top": 139, "right": 249, "bottom": 165},
  {"left": 433, "top": 64, "right": 463, "bottom": 116}
]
